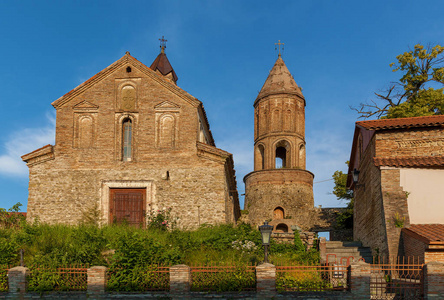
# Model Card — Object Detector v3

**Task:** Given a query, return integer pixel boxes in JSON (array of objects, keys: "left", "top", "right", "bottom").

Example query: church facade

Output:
[{"left": 22, "top": 49, "right": 240, "bottom": 228}]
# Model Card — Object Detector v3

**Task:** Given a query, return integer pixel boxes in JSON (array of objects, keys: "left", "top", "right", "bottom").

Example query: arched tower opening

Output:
[{"left": 275, "top": 140, "right": 290, "bottom": 168}]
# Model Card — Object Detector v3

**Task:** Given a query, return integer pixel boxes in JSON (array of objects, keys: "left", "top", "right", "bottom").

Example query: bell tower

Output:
[{"left": 244, "top": 50, "right": 315, "bottom": 230}]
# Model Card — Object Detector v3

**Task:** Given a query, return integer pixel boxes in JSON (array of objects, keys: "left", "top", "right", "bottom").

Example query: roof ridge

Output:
[{"left": 357, "top": 115, "right": 444, "bottom": 130}]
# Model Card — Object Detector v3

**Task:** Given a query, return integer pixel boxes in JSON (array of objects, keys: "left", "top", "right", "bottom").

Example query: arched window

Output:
[
  {"left": 159, "top": 115, "right": 175, "bottom": 148},
  {"left": 255, "top": 144, "right": 265, "bottom": 170},
  {"left": 122, "top": 118, "right": 132, "bottom": 161},
  {"left": 273, "top": 207, "right": 285, "bottom": 219},
  {"left": 79, "top": 117, "right": 93, "bottom": 148}
]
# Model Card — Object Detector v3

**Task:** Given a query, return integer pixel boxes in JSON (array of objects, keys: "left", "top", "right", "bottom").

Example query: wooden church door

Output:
[
  {"left": 110, "top": 188, "right": 146, "bottom": 227},
  {"left": 273, "top": 207, "right": 285, "bottom": 219}
]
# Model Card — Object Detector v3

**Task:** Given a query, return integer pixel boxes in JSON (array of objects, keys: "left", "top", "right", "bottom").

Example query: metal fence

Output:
[
  {"left": 106, "top": 265, "right": 170, "bottom": 291},
  {"left": 370, "top": 257, "right": 423, "bottom": 300},
  {"left": 27, "top": 265, "right": 89, "bottom": 292},
  {"left": 190, "top": 265, "right": 256, "bottom": 292},
  {"left": 276, "top": 264, "right": 349, "bottom": 292}
]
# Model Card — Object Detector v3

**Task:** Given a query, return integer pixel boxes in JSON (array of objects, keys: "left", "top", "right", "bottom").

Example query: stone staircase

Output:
[{"left": 321, "top": 240, "right": 372, "bottom": 265}]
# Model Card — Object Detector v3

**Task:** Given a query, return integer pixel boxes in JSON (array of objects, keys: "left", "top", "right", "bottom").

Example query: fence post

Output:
[
  {"left": 424, "top": 261, "right": 444, "bottom": 299},
  {"left": 319, "top": 236, "right": 327, "bottom": 264},
  {"left": 87, "top": 266, "right": 107, "bottom": 296},
  {"left": 349, "top": 260, "right": 371, "bottom": 298},
  {"left": 256, "top": 263, "right": 276, "bottom": 295},
  {"left": 8, "top": 266, "right": 29, "bottom": 297},
  {"left": 170, "top": 264, "right": 191, "bottom": 293}
]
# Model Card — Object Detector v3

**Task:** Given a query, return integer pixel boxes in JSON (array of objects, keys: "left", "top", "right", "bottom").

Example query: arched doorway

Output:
[{"left": 275, "top": 223, "right": 289, "bottom": 233}]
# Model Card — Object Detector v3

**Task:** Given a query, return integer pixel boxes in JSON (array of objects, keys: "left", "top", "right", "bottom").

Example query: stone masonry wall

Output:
[
  {"left": 24, "top": 57, "right": 238, "bottom": 228},
  {"left": 27, "top": 161, "right": 229, "bottom": 228},
  {"left": 244, "top": 169, "right": 314, "bottom": 228},
  {"left": 353, "top": 136, "right": 389, "bottom": 256},
  {"left": 380, "top": 168, "right": 409, "bottom": 258}
]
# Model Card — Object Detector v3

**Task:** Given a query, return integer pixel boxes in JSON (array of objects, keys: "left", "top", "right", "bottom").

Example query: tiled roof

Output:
[
  {"left": 374, "top": 156, "right": 444, "bottom": 167},
  {"left": 403, "top": 224, "right": 444, "bottom": 244},
  {"left": 357, "top": 115, "right": 444, "bottom": 130},
  {"left": 150, "top": 52, "right": 178, "bottom": 82}
]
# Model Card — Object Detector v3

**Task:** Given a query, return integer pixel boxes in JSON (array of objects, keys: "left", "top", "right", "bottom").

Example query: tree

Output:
[
  {"left": 332, "top": 162, "right": 353, "bottom": 229},
  {"left": 353, "top": 44, "right": 444, "bottom": 119}
]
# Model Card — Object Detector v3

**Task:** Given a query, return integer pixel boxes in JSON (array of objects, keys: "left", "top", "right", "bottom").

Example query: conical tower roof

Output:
[
  {"left": 255, "top": 56, "right": 304, "bottom": 105},
  {"left": 150, "top": 51, "right": 178, "bottom": 83}
]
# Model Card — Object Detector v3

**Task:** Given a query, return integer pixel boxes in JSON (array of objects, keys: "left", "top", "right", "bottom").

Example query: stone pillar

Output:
[
  {"left": 424, "top": 261, "right": 444, "bottom": 299},
  {"left": 319, "top": 236, "right": 327, "bottom": 264},
  {"left": 256, "top": 263, "right": 276, "bottom": 295},
  {"left": 87, "top": 266, "right": 107, "bottom": 296},
  {"left": 8, "top": 266, "right": 29, "bottom": 296},
  {"left": 170, "top": 264, "right": 191, "bottom": 293},
  {"left": 349, "top": 260, "right": 371, "bottom": 298}
]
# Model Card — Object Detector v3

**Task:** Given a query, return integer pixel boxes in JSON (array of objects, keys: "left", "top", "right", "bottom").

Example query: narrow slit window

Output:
[{"left": 123, "top": 118, "right": 132, "bottom": 161}]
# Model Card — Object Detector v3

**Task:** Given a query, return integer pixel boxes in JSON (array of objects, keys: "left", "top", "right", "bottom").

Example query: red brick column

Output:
[
  {"left": 87, "top": 266, "right": 107, "bottom": 295},
  {"left": 424, "top": 261, "right": 444, "bottom": 299},
  {"left": 170, "top": 264, "right": 191, "bottom": 293},
  {"left": 8, "top": 266, "right": 29, "bottom": 296},
  {"left": 349, "top": 260, "right": 371, "bottom": 298},
  {"left": 256, "top": 263, "right": 276, "bottom": 294}
]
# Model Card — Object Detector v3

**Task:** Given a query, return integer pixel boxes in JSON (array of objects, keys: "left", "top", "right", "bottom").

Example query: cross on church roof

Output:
[
  {"left": 159, "top": 36, "right": 167, "bottom": 53},
  {"left": 275, "top": 40, "right": 284, "bottom": 57}
]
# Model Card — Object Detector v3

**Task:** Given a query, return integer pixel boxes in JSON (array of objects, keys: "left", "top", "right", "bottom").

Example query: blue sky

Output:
[{"left": 1, "top": 0, "right": 444, "bottom": 211}]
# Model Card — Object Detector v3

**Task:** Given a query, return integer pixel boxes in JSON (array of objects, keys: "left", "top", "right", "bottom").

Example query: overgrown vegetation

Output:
[
  {"left": 0, "top": 203, "right": 321, "bottom": 292},
  {"left": 0, "top": 205, "right": 318, "bottom": 268},
  {"left": 331, "top": 162, "right": 353, "bottom": 229}
]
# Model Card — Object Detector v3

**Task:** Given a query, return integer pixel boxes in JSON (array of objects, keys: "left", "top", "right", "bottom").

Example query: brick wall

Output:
[
  {"left": 424, "top": 261, "right": 444, "bottom": 298},
  {"left": 375, "top": 128, "right": 444, "bottom": 158},
  {"left": 425, "top": 251, "right": 444, "bottom": 263},
  {"left": 380, "top": 168, "right": 410, "bottom": 258},
  {"left": 353, "top": 136, "right": 389, "bottom": 256},
  {"left": 402, "top": 230, "right": 426, "bottom": 263}
]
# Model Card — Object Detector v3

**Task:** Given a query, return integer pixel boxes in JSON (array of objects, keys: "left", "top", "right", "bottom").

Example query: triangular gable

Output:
[
  {"left": 73, "top": 100, "right": 99, "bottom": 110},
  {"left": 154, "top": 101, "right": 181, "bottom": 110},
  {"left": 51, "top": 53, "right": 201, "bottom": 109}
]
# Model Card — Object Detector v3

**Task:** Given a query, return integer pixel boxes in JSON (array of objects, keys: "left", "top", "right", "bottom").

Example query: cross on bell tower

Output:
[
  {"left": 275, "top": 40, "right": 284, "bottom": 57},
  {"left": 159, "top": 36, "right": 167, "bottom": 53}
]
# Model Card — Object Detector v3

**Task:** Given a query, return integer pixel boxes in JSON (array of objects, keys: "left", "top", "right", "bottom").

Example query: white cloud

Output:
[{"left": 0, "top": 112, "right": 55, "bottom": 177}]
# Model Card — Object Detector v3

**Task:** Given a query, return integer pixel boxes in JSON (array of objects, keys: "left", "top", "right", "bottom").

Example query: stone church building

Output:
[{"left": 22, "top": 46, "right": 240, "bottom": 228}]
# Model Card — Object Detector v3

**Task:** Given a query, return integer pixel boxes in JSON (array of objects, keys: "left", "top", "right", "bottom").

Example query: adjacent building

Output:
[{"left": 348, "top": 115, "right": 444, "bottom": 259}]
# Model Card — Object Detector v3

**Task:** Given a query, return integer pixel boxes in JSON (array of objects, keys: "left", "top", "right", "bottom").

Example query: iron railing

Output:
[
  {"left": 190, "top": 265, "right": 256, "bottom": 292},
  {"left": 276, "top": 263, "right": 349, "bottom": 292},
  {"left": 27, "top": 265, "right": 89, "bottom": 292},
  {"left": 370, "top": 257, "right": 423, "bottom": 300}
]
